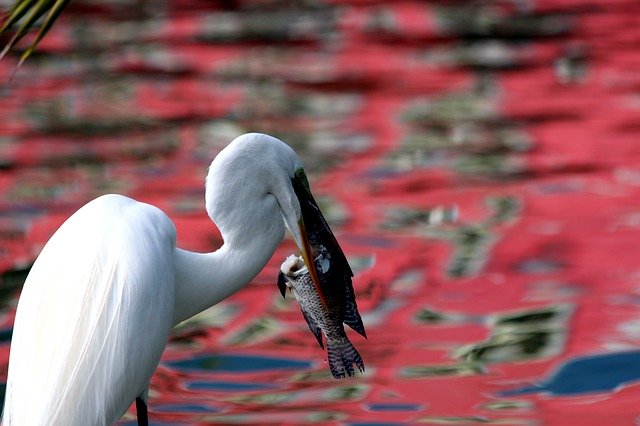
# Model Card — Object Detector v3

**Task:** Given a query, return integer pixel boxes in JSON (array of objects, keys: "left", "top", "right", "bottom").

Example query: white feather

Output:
[{"left": 4, "top": 194, "right": 176, "bottom": 425}]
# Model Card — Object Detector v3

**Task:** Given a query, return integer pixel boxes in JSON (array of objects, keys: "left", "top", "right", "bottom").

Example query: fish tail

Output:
[{"left": 326, "top": 336, "right": 365, "bottom": 379}]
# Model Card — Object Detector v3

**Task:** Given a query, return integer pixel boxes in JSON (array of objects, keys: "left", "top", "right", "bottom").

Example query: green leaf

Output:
[
  {"left": 0, "top": 0, "right": 70, "bottom": 65},
  {"left": 0, "top": 0, "right": 35, "bottom": 33},
  {"left": 18, "top": 0, "right": 70, "bottom": 64}
]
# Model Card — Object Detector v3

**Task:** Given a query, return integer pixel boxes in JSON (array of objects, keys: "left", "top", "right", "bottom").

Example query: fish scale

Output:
[{"left": 279, "top": 255, "right": 365, "bottom": 379}]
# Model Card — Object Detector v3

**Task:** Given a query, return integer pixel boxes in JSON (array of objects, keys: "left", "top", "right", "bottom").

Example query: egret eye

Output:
[{"left": 294, "top": 167, "right": 311, "bottom": 193}]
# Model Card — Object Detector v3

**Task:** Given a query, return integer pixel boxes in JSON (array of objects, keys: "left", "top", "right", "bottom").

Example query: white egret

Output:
[{"left": 2, "top": 133, "right": 340, "bottom": 425}]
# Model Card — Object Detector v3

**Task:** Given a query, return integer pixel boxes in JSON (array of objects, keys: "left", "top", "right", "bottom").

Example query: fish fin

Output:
[
  {"left": 326, "top": 336, "right": 365, "bottom": 379},
  {"left": 343, "top": 277, "right": 367, "bottom": 338},
  {"left": 301, "top": 309, "right": 324, "bottom": 349},
  {"left": 343, "top": 307, "right": 366, "bottom": 338}
]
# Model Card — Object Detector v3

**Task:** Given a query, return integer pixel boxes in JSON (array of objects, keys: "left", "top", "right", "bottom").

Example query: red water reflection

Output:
[{"left": 2, "top": 0, "right": 640, "bottom": 424}]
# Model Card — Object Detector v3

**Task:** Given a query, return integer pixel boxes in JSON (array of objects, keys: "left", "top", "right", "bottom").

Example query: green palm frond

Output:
[{"left": 0, "top": 0, "right": 71, "bottom": 65}]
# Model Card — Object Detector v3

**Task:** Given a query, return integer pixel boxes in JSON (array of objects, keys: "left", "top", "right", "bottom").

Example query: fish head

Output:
[{"left": 278, "top": 254, "right": 306, "bottom": 297}]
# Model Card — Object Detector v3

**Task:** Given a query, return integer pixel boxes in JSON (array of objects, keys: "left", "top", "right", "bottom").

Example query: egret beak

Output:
[
  {"left": 297, "top": 218, "right": 328, "bottom": 307},
  {"left": 283, "top": 167, "right": 340, "bottom": 309}
]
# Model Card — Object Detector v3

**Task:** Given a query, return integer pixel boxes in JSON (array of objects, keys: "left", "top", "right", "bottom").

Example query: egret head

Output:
[{"left": 206, "top": 133, "right": 342, "bottom": 305}]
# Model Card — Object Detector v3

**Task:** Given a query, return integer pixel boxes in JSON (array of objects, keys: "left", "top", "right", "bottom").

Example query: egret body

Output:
[{"left": 2, "top": 133, "right": 333, "bottom": 425}]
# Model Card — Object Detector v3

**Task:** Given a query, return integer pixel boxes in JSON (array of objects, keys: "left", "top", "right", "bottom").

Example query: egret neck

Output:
[{"left": 171, "top": 201, "right": 285, "bottom": 326}]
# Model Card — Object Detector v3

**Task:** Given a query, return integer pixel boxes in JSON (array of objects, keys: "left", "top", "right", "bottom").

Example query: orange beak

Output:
[{"left": 298, "top": 218, "right": 328, "bottom": 308}]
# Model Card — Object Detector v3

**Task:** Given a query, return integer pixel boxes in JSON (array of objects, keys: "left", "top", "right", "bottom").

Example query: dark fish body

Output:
[
  {"left": 290, "top": 175, "right": 366, "bottom": 338},
  {"left": 280, "top": 254, "right": 365, "bottom": 379},
  {"left": 282, "top": 172, "right": 366, "bottom": 378}
]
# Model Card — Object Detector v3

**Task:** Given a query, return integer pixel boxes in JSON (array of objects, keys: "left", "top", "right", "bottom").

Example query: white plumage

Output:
[
  {"left": 4, "top": 195, "right": 175, "bottom": 424},
  {"left": 2, "top": 133, "right": 323, "bottom": 425}
]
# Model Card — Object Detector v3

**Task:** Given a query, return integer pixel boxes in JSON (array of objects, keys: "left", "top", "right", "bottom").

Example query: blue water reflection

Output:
[
  {"left": 500, "top": 350, "right": 640, "bottom": 396},
  {"left": 186, "top": 380, "right": 279, "bottom": 392},
  {"left": 155, "top": 403, "right": 221, "bottom": 413},
  {"left": 165, "top": 353, "right": 313, "bottom": 373}
]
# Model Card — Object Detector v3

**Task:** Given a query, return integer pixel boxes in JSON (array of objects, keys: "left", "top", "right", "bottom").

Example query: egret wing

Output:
[{"left": 3, "top": 195, "right": 176, "bottom": 426}]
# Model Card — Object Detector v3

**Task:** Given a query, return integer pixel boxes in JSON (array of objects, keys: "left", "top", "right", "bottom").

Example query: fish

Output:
[{"left": 279, "top": 251, "right": 365, "bottom": 379}]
